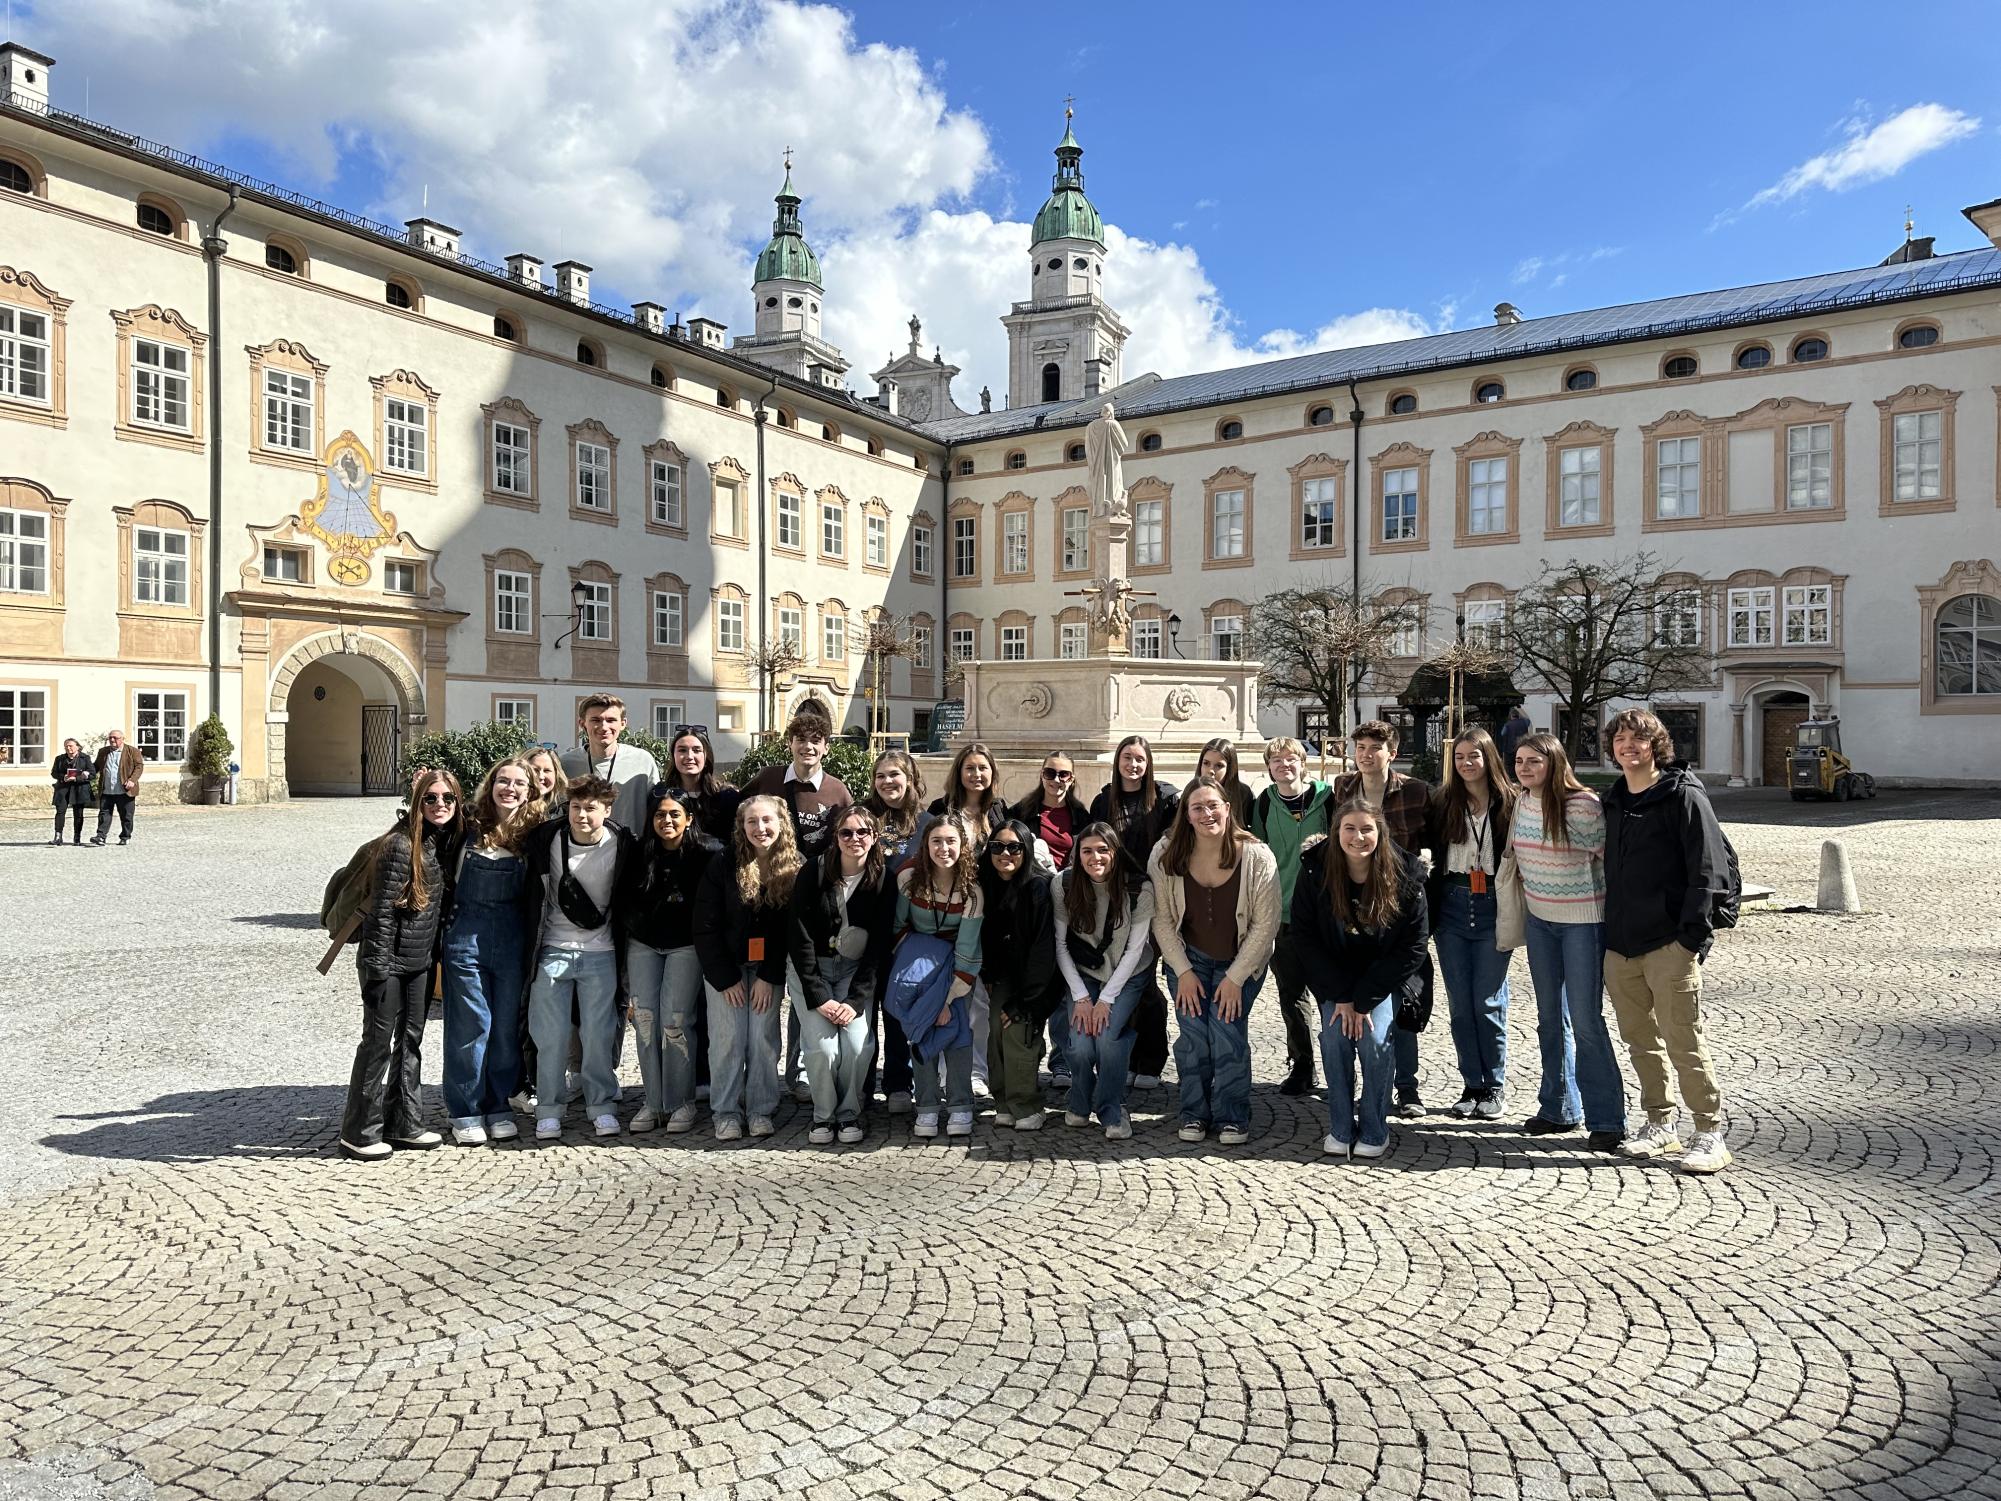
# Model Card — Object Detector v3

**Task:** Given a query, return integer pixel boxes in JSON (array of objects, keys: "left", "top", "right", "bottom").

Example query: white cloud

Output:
[
  {"left": 1744, "top": 103, "right": 1981, "bottom": 210},
  {"left": 1512, "top": 246, "right": 1621, "bottom": 287}
]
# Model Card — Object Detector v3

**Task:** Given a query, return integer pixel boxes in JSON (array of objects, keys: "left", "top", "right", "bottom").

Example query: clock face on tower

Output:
[{"left": 902, "top": 386, "right": 933, "bottom": 422}]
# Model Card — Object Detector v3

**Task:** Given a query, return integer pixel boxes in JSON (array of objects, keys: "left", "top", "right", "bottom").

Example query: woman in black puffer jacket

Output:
[{"left": 340, "top": 768, "right": 466, "bottom": 1161}]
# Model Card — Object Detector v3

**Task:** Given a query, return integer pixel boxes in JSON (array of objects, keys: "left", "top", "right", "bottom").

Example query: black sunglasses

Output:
[
  {"left": 1041, "top": 767, "right": 1072, "bottom": 780},
  {"left": 990, "top": 841, "right": 1025, "bottom": 855},
  {"left": 421, "top": 792, "right": 458, "bottom": 806}
]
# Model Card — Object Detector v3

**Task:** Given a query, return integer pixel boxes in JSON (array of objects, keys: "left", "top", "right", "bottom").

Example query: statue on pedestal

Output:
[{"left": 1084, "top": 402, "right": 1130, "bottom": 520}]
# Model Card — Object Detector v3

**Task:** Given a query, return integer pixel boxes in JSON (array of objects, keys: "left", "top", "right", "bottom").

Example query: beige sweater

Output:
[{"left": 1147, "top": 836, "right": 1282, "bottom": 987}]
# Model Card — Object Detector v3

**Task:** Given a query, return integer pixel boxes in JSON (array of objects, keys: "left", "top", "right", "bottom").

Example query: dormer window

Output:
[
  {"left": 717, "top": 385, "right": 736, "bottom": 409},
  {"left": 650, "top": 365, "right": 670, "bottom": 389}
]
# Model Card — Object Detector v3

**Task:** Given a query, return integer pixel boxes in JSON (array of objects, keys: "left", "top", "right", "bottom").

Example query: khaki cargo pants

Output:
[{"left": 1604, "top": 942, "right": 1724, "bottom": 1133}]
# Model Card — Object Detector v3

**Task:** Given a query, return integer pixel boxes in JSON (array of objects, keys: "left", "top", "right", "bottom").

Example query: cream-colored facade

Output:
[{"left": 2, "top": 44, "right": 1998, "bottom": 803}]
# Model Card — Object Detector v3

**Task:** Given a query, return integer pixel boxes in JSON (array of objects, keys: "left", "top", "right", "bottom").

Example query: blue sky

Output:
[{"left": 16, "top": 1, "right": 2001, "bottom": 405}]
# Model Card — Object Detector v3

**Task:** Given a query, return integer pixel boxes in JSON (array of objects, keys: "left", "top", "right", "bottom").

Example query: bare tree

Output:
[
  {"left": 743, "top": 634, "right": 804, "bottom": 738},
  {"left": 1245, "top": 583, "right": 1424, "bottom": 749},
  {"left": 860, "top": 612, "right": 919, "bottom": 737},
  {"left": 1507, "top": 552, "right": 1712, "bottom": 761}
]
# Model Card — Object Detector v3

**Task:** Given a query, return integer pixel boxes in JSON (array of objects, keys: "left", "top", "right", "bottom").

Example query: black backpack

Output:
[{"left": 1711, "top": 827, "right": 1744, "bottom": 932}]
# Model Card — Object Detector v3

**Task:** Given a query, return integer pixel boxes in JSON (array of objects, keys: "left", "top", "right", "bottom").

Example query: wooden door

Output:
[{"left": 1760, "top": 701, "right": 1808, "bottom": 785}]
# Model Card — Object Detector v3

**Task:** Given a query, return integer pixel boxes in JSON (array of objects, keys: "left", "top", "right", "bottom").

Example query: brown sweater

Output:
[
  {"left": 94, "top": 743, "right": 145, "bottom": 794},
  {"left": 746, "top": 765, "right": 853, "bottom": 861}
]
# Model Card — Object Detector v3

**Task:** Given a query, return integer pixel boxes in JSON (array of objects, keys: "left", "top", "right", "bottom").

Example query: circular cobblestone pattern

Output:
[{"left": 1, "top": 792, "right": 1996, "bottom": 1501}]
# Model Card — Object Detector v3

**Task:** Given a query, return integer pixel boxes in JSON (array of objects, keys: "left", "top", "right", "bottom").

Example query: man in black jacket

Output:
[{"left": 1600, "top": 708, "right": 1733, "bottom": 1174}]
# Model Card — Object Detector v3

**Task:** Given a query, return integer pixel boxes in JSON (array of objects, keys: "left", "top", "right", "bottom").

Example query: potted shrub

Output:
[{"left": 189, "top": 713, "right": 234, "bottom": 806}]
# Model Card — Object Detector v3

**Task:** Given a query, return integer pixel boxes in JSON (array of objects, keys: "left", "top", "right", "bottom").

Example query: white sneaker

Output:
[
  {"left": 887, "top": 1090, "right": 914, "bottom": 1115},
  {"left": 535, "top": 1118, "right": 562, "bottom": 1141},
  {"left": 1352, "top": 1138, "right": 1389, "bottom": 1160},
  {"left": 1064, "top": 1110, "right": 1091, "bottom": 1128},
  {"left": 487, "top": 1119, "right": 519, "bottom": 1142},
  {"left": 913, "top": 1112, "right": 940, "bottom": 1138},
  {"left": 748, "top": 1115, "right": 775, "bottom": 1138},
  {"left": 808, "top": 1124, "right": 836, "bottom": 1145},
  {"left": 629, "top": 1108, "right": 660, "bottom": 1134},
  {"left": 451, "top": 1124, "right": 488, "bottom": 1147},
  {"left": 388, "top": 1130, "right": 443, "bottom": 1150},
  {"left": 338, "top": 1139, "right": 392, "bottom": 1161},
  {"left": 992, "top": 1111, "right": 1015, "bottom": 1129},
  {"left": 970, "top": 1077, "right": 992, "bottom": 1100},
  {"left": 1014, "top": 1111, "right": 1046, "bottom": 1132},
  {"left": 1104, "top": 1118, "right": 1133, "bottom": 1141},
  {"left": 1132, "top": 1073, "right": 1162, "bottom": 1090},
  {"left": 1177, "top": 1122, "right": 1206, "bottom": 1143},
  {"left": 713, "top": 1118, "right": 744, "bottom": 1142},
  {"left": 1620, "top": 1118, "right": 1684, "bottom": 1159},
  {"left": 837, "top": 1123, "right": 866, "bottom": 1144},
  {"left": 507, "top": 1092, "right": 536, "bottom": 1114},
  {"left": 1217, "top": 1126, "right": 1249, "bottom": 1147},
  {"left": 592, "top": 1114, "right": 620, "bottom": 1138},
  {"left": 1682, "top": 1131, "right": 1733, "bottom": 1174},
  {"left": 1322, "top": 1134, "right": 1350, "bottom": 1158},
  {"left": 664, "top": 1104, "right": 700, "bottom": 1134},
  {"left": 946, "top": 1110, "right": 974, "bottom": 1137}
]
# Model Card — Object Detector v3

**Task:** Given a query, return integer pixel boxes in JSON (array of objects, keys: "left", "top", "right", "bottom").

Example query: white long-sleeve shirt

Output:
[{"left": 1052, "top": 870, "right": 1156, "bottom": 1003}]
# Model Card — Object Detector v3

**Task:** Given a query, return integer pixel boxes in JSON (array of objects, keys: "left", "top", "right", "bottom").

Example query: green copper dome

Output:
[
  {"left": 1031, "top": 120, "right": 1104, "bottom": 248},
  {"left": 753, "top": 169, "right": 823, "bottom": 289}
]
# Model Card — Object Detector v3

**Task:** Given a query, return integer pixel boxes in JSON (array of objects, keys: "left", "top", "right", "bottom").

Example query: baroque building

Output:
[{"left": 1, "top": 41, "right": 1997, "bottom": 802}]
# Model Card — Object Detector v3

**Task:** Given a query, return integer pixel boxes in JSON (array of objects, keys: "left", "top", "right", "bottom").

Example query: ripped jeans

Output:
[{"left": 624, "top": 941, "right": 704, "bottom": 1117}]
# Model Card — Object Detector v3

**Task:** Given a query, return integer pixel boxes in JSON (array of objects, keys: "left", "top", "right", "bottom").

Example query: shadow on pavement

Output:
[
  {"left": 1711, "top": 788, "right": 2000, "bottom": 829},
  {"left": 40, "top": 1086, "right": 345, "bottom": 1163},
  {"left": 231, "top": 912, "right": 323, "bottom": 929}
]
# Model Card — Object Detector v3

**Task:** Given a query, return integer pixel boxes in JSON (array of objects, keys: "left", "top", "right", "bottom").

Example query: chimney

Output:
[
  {"left": 505, "top": 253, "right": 544, "bottom": 288},
  {"left": 0, "top": 41, "right": 54, "bottom": 111},
  {"left": 405, "top": 218, "right": 462, "bottom": 258},
  {"left": 1964, "top": 197, "right": 2001, "bottom": 250},
  {"left": 632, "top": 301, "right": 665, "bottom": 334},
  {"left": 1084, "top": 357, "right": 1106, "bottom": 397},
  {"left": 1879, "top": 236, "right": 1936, "bottom": 265},
  {"left": 877, "top": 378, "right": 899, "bottom": 416},
  {"left": 1493, "top": 301, "right": 1523, "bottom": 326},
  {"left": 667, "top": 318, "right": 688, "bottom": 342},
  {"left": 687, "top": 317, "right": 727, "bottom": 349},
  {"left": 554, "top": 260, "right": 591, "bottom": 305}
]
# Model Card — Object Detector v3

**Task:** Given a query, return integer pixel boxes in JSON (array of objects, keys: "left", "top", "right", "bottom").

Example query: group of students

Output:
[{"left": 336, "top": 696, "right": 1737, "bottom": 1175}]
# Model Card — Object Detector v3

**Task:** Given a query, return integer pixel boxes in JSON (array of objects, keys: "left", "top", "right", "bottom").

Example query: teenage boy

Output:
[
  {"left": 1600, "top": 708, "right": 1734, "bottom": 1174},
  {"left": 89, "top": 728, "right": 145, "bottom": 845},
  {"left": 1247, "top": 737, "right": 1334, "bottom": 1095},
  {"left": 561, "top": 694, "right": 659, "bottom": 835},
  {"left": 524, "top": 776, "right": 637, "bottom": 1141},
  {"left": 1332, "top": 720, "right": 1434, "bottom": 1116}
]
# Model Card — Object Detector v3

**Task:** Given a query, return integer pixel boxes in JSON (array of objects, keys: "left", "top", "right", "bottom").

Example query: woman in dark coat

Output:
[
  {"left": 977, "top": 817, "right": 1062, "bottom": 1129},
  {"left": 50, "top": 738, "right": 92, "bottom": 845}
]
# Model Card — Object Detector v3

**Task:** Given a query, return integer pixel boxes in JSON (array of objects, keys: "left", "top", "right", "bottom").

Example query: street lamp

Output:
[
  {"left": 1167, "top": 610, "right": 1185, "bottom": 659},
  {"left": 550, "top": 579, "right": 591, "bottom": 649}
]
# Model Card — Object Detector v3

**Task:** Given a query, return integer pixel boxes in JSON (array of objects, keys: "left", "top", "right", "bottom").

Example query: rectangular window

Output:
[
  {"left": 1786, "top": 423, "right": 1833, "bottom": 509},
  {"left": 263, "top": 367, "right": 313, "bottom": 452},
  {"left": 1782, "top": 584, "right": 1831, "bottom": 646},
  {"left": 1300, "top": 476, "right": 1338, "bottom": 549},
  {"left": 1002, "top": 511, "right": 1028, "bottom": 574},
  {"left": 1210, "top": 614, "right": 1243, "bottom": 661},
  {"left": 0, "top": 307, "right": 50, "bottom": 403},
  {"left": 261, "top": 545, "right": 304, "bottom": 582},
  {"left": 650, "top": 459, "right": 683, "bottom": 527},
  {"left": 1211, "top": 488, "right": 1246, "bottom": 558},
  {"left": 133, "top": 689, "right": 189, "bottom": 764},
  {"left": 912, "top": 523, "right": 934, "bottom": 576},
  {"left": 1893, "top": 410, "right": 1943, "bottom": 500},
  {"left": 494, "top": 698, "right": 535, "bottom": 732},
  {"left": 651, "top": 702, "right": 688, "bottom": 740},
  {"left": 823, "top": 612, "right": 846, "bottom": 661},
  {"left": 1657, "top": 707, "right": 1702, "bottom": 769},
  {"left": 1386, "top": 616, "right": 1420, "bottom": 657},
  {"left": 1059, "top": 621, "right": 1089, "bottom": 659},
  {"left": 778, "top": 606, "right": 804, "bottom": 654},
  {"left": 717, "top": 598, "right": 745, "bottom": 652},
  {"left": 133, "top": 338, "right": 191, "bottom": 430},
  {"left": 1656, "top": 436, "right": 1701, "bottom": 518},
  {"left": 1654, "top": 588, "right": 1703, "bottom": 647},
  {"left": 1062, "top": 507, "right": 1089, "bottom": 571},
  {"left": 912, "top": 625, "right": 933, "bottom": 669},
  {"left": 1466, "top": 457, "right": 1509, "bottom": 535},
  {"left": 1559, "top": 446, "right": 1601, "bottom": 527},
  {"left": 1381, "top": 467, "right": 1418, "bottom": 541},
  {"left": 1134, "top": 498, "right": 1165, "bottom": 566},
  {"left": 0, "top": 509, "right": 49, "bottom": 594},
  {"left": 1727, "top": 586, "right": 1774, "bottom": 648},
  {"left": 1000, "top": 624, "right": 1028, "bottom": 661},
  {"left": 777, "top": 492, "right": 802, "bottom": 549},
  {"left": 577, "top": 581, "right": 612, "bottom": 642},
  {"left": 384, "top": 397, "right": 427, "bottom": 475},
  {"left": 652, "top": 589, "right": 683, "bottom": 648},
  {"left": 576, "top": 441, "right": 611, "bottom": 511},
  {"left": 1464, "top": 599, "right": 1506, "bottom": 649},
  {"left": 821, "top": 502, "right": 844, "bottom": 557},
  {"left": 948, "top": 626, "right": 975, "bottom": 664},
  {"left": 383, "top": 560, "right": 420, "bottom": 595},
  {"left": 0, "top": 686, "right": 48, "bottom": 766},
  {"left": 134, "top": 526, "right": 190, "bottom": 606},
  {"left": 493, "top": 422, "right": 531, "bottom": 495},
  {"left": 867, "top": 513, "right": 888, "bottom": 568},
  {"left": 1132, "top": 618, "right": 1162, "bottom": 659},
  {"left": 494, "top": 570, "right": 531, "bottom": 634},
  {"left": 952, "top": 516, "right": 977, "bottom": 578},
  {"left": 716, "top": 481, "right": 743, "bottom": 538}
]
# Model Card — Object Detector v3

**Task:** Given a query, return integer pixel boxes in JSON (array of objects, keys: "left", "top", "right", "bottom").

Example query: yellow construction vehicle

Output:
[{"left": 1788, "top": 716, "right": 1877, "bottom": 802}]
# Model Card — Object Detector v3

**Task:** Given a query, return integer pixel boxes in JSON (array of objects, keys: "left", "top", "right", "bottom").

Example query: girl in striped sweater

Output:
[
  {"left": 895, "top": 815, "right": 985, "bottom": 1139},
  {"left": 1509, "top": 733, "right": 1628, "bottom": 1150}
]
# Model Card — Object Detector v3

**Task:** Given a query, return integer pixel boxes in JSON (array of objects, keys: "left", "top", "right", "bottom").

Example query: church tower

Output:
[
  {"left": 1001, "top": 111, "right": 1129, "bottom": 409},
  {"left": 734, "top": 160, "right": 849, "bottom": 387}
]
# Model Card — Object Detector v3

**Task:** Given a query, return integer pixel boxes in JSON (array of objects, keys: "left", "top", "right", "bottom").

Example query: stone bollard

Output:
[{"left": 1817, "top": 839, "right": 1861, "bottom": 913}]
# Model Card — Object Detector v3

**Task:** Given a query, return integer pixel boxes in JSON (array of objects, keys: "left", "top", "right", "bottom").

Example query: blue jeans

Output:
[
  {"left": 1167, "top": 945, "right": 1261, "bottom": 1132},
  {"left": 625, "top": 941, "right": 703, "bottom": 1116},
  {"left": 1064, "top": 970, "right": 1149, "bottom": 1126},
  {"left": 1435, "top": 883, "right": 1510, "bottom": 1094},
  {"left": 795, "top": 955, "right": 873, "bottom": 1125},
  {"left": 1524, "top": 913, "right": 1626, "bottom": 1132},
  {"left": 526, "top": 947, "right": 620, "bottom": 1116},
  {"left": 1045, "top": 1004, "right": 1072, "bottom": 1076},
  {"left": 1321, "top": 996, "right": 1395, "bottom": 1147},
  {"left": 912, "top": 1033, "right": 974, "bottom": 1114},
  {"left": 707, "top": 964, "right": 783, "bottom": 1126},
  {"left": 442, "top": 853, "right": 528, "bottom": 1128}
]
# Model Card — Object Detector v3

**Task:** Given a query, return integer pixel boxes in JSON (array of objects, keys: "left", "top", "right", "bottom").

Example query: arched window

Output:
[
  {"left": 264, "top": 243, "right": 297, "bottom": 274},
  {"left": 717, "top": 385, "right": 736, "bottom": 409},
  {"left": 650, "top": 364, "right": 670, "bottom": 389},
  {"left": 1042, "top": 362, "right": 1061, "bottom": 402},
  {"left": 1735, "top": 343, "right": 1772, "bottom": 370},
  {"left": 1139, "top": 432, "right": 1163, "bottom": 452},
  {"left": 1005, "top": 450, "right": 1027, "bottom": 471},
  {"left": 775, "top": 407, "right": 795, "bottom": 429},
  {"left": 1936, "top": 594, "right": 2000, "bottom": 696},
  {"left": 1564, "top": 367, "right": 1597, "bottom": 391},
  {"left": 955, "top": 458, "right": 975, "bottom": 476},
  {"left": 823, "top": 422, "right": 842, "bottom": 444},
  {"left": 1067, "top": 442, "right": 1086, "bottom": 462},
  {"left": 1308, "top": 405, "right": 1334, "bottom": 427},
  {"left": 1388, "top": 392, "right": 1417, "bottom": 415},
  {"left": 136, "top": 202, "right": 175, "bottom": 236},
  {"left": 385, "top": 280, "right": 414, "bottom": 310},
  {"left": 576, "top": 340, "right": 599, "bottom": 367},
  {"left": 1898, "top": 322, "right": 1941, "bottom": 349},
  {"left": 1791, "top": 336, "right": 1829, "bottom": 363},
  {"left": 1474, "top": 381, "right": 1504, "bottom": 404},
  {"left": 493, "top": 315, "right": 518, "bottom": 342},
  {"left": 0, "top": 157, "right": 31, "bottom": 194},
  {"left": 1218, "top": 418, "right": 1244, "bottom": 441},
  {"left": 1662, "top": 354, "right": 1699, "bottom": 380}
]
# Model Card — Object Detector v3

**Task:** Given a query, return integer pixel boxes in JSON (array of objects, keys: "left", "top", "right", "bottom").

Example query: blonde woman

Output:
[{"left": 523, "top": 746, "right": 567, "bottom": 823}]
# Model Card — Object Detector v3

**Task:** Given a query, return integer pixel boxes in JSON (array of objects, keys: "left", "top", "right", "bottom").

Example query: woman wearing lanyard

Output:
[{"left": 1425, "top": 726, "right": 1516, "bottom": 1121}]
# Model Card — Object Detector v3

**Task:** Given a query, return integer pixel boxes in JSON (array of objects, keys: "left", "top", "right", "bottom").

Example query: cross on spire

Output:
[
  {"left": 1064, "top": 95, "right": 1075, "bottom": 123},
  {"left": 783, "top": 145, "right": 794, "bottom": 172}
]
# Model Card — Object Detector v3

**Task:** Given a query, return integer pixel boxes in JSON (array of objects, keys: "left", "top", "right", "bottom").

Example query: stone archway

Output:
[
  {"left": 266, "top": 628, "right": 427, "bottom": 798},
  {"left": 1726, "top": 673, "right": 1829, "bottom": 786}
]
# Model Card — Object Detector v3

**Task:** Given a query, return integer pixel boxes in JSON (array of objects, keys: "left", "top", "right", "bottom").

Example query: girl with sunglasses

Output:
[
  {"left": 977, "top": 818, "right": 1061, "bottom": 1129},
  {"left": 863, "top": 749, "right": 933, "bottom": 1112},
  {"left": 1008, "top": 750, "right": 1089, "bottom": 872},
  {"left": 618, "top": 785, "right": 722, "bottom": 1135},
  {"left": 788, "top": 806, "right": 897, "bottom": 1143}
]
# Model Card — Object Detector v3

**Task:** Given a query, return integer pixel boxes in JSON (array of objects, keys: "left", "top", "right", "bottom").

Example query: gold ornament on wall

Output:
[{"left": 300, "top": 430, "right": 397, "bottom": 587}]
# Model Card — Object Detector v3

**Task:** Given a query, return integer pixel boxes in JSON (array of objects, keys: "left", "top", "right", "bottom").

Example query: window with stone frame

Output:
[
  {"left": 652, "top": 588, "right": 684, "bottom": 648},
  {"left": 1781, "top": 584, "right": 1831, "bottom": 646},
  {"left": 0, "top": 506, "right": 49, "bottom": 593},
  {"left": 575, "top": 441, "right": 612, "bottom": 512},
  {"left": 134, "top": 523, "right": 190, "bottom": 606},
  {"left": 1210, "top": 613, "right": 1244, "bottom": 661},
  {"left": 133, "top": 337, "right": 192, "bottom": 431},
  {"left": 650, "top": 457, "right": 683, "bottom": 528},
  {"left": 1000, "top": 624, "right": 1028, "bottom": 661},
  {"left": 492, "top": 420, "right": 532, "bottom": 496},
  {"left": 1727, "top": 586, "right": 1775, "bottom": 648},
  {"left": 1002, "top": 510, "right": 1029, "bottom": 574},
  {"left": 1892, "top": 410, "right": 1943, "bottom": 501},
  {"left": 1656, "top": 436, "right": 1701, "bottom": 519},
  {"left": 866, "top": 512, "right": 888, "bottom": 569},
  {"left": 777, "top": 490, "right": 803, "bottom": 551},
  {"left": 134, "top": 689, "right": 189, "bottom": 763},
  {"left": 717, "top": 596, "right": 746, "bottom": 653},
  {"left": 1381, "top": 466, "right": 1419, "bottom": 542},
  {"left": 0, "top": 303, "right": 51, "bottom": 404},
  {"left": 1059, "top": 620, "right": 1089, "bottom": 659},
  {"left": 1134, "top": 498, "right": 1165, "bottom": 567},
  {"left": 577, "top": 581, "right": 613, "bottom": 642},
  {"left": 1463, "top": 598, "right": 1507, "bottom": 649},
  {"left": 1785, "top": 423, "right": 1834, "bottom": 509},
  {"left": 1935, "top": 594, "right": 2001, "bottom": 698},
  {"left": 952, "top": 515, "right": 977, "bottom": 578},
  {"left": 1558, "top": 446, "right": 1601, "bottom": 528},
  {"left": 912, "top": 522, "right": 934, "bottom": 577},
  {"left": 1654, "top": 587, "right": 1704, "bottom": 648},
  {"left": 0, "top": 686, "right": 47, "bottom": 765},
  {"left": 494, "top": 570, "right": 531, "bottom": 634},
  {"left": 1061, "top": 506, "right": 1089, "bottom": 572},
  {"left": 1300, "top": 475, "right": 1338, "bottom": 549},
  {"left": 1132, "top": 617, "right": 1163, "bottom": 659}
]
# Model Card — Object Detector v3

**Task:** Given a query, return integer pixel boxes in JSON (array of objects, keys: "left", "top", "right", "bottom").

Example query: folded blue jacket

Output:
[{"left": 882, "top": 931, "right": 971, "bottom": 1063}]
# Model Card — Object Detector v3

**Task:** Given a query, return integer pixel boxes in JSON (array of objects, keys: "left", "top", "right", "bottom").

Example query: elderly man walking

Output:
[{"left": 89, "top": 729, "right": 144, "bottom": 846}]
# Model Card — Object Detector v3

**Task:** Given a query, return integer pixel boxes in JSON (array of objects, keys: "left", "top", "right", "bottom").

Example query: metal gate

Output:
[{"left": 360, "top": 705, "right": 401, "bottom": 795}]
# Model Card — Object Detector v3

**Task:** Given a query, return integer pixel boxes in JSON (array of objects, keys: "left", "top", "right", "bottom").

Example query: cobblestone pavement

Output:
[{"left": 1, "top": 792, "right": 1997, "bottom": 1501}]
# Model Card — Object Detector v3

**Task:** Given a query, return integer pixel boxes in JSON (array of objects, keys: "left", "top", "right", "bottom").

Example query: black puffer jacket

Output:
[{"left": 359, "top": 824, "right": 455, "bottom": 975}]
